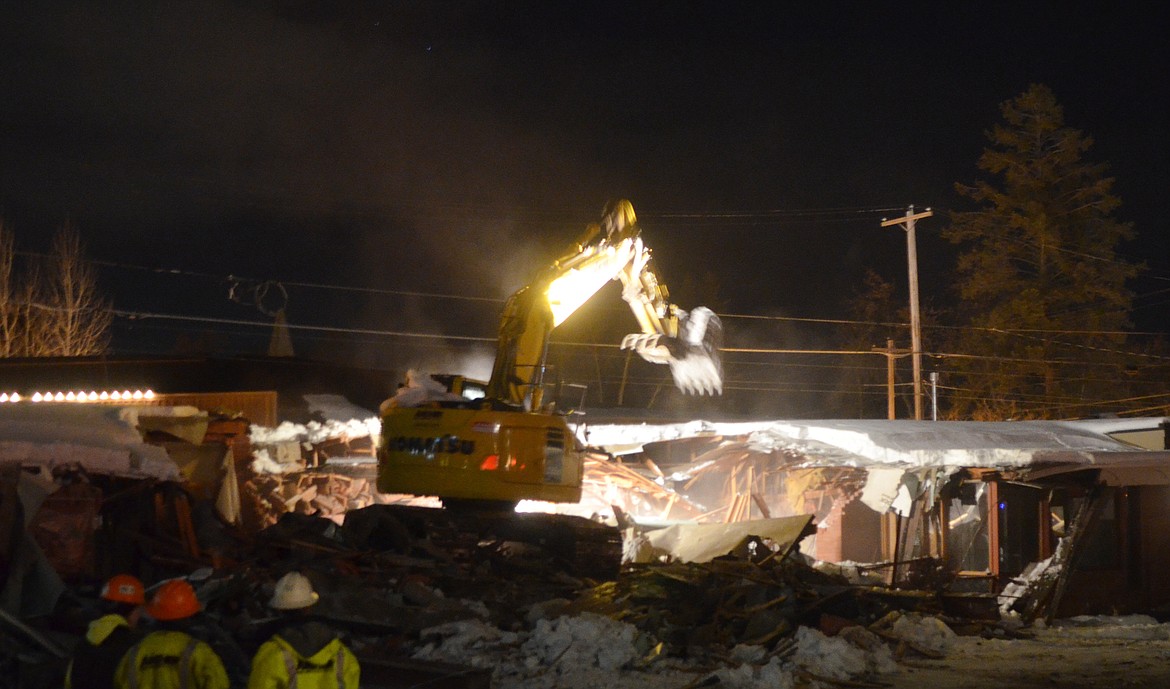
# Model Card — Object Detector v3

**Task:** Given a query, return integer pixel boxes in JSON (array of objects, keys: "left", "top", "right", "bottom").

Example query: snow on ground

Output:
[
  {"left": 891, "top": 619, "right": 1170, "bottom": 689},
  {"left": 405, "top": 610, "right": 1170, "bottom": 689},
  {"left": 1044, "top": 614, "right": 1170, "bottom": 640},
  {"left": 890, "top": 613, "right": 958, "bottom": 656},
  {"left": 399, "top": 611, "right": 1170, "bottom": 689},
  {"left": 409, "top": 611, "right": 914, "bottom": 689}
]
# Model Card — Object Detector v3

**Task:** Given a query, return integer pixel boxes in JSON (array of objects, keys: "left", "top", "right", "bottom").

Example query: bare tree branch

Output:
[{"left": 0, "top": 220, "right": 112, "bottom": 358}]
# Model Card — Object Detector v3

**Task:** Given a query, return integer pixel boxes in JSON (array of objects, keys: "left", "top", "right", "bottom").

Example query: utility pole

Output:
[
  {"left": 872, "top": 338, "right": 910, "bottom": 420},
  {"left": 885, "top": 339, "right": 896, "bottom": 420},
  {"left": 930, "top": 371, "right": 939, "bottom": 421},
  {"left": 882, "top": 206, "right": 932, "bottom": 420}
]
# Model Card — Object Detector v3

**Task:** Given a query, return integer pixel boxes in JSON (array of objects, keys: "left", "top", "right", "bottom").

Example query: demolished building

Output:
[
  {"left": 5, "top": 381, "right": 1170, "bottom": 687},
  {"left": 0, "top": 398, "right": 253, "bottom": 615},
  {"left": 571, "top": 417, "right": 1170, "bottom": 620},
  {"left": 237, "top": 408, "right": 1170, "bottom": 621},
  {"left": 6, "top": 388, "right": 1169, "bottom": 623}
]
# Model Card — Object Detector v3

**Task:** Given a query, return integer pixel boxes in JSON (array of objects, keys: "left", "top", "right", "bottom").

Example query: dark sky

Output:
[{"left": 2, "top": 1, "right": 1169, "bottom": 371}]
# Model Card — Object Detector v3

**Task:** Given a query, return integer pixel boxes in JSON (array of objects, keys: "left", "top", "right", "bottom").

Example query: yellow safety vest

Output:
[
  {"left": 116, "top": 630, "right": 230, "bottom": 689},
  {"left": 246, "top": 635, "right": 359, "bottom": 689}
]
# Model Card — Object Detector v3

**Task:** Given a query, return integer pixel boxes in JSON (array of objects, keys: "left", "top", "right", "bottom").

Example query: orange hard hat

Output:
[
  {"left": 146, "top": 579, "right": 201, "bottom": 621},
  {"left": 101, "top": 574, "right": 145, "bottom": 606}
]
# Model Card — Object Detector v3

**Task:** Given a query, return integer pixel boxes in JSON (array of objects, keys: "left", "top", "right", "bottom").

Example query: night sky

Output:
[{"left": 2, "top": 2, "right": 1168, "bottom": 379}]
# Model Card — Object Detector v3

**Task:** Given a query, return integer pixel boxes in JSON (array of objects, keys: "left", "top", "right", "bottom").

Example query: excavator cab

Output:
[{"left": 430, "top": 374, "right": 487, "bottom": 401}]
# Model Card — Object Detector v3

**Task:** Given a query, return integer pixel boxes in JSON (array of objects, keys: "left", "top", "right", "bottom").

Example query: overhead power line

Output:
[
  {"left": 113, "top": 310, "right": 496, "bottom": 343},
  {"left": 17, "top": 251, "right": 506, "bottom": 304},
  {"left": 655, "top": 205, "right": 908, "bottom": 218},
  {"left": 110, "top": 308, "right": 1170, "bottom": 365},
  {"left": 18, "top": 233, "right": 1170, "bottom": 337}
]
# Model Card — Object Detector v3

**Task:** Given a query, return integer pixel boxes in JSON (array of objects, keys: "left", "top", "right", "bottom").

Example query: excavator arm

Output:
[{"left": 486, "top": 199, "right": 723, "bottom": 407}]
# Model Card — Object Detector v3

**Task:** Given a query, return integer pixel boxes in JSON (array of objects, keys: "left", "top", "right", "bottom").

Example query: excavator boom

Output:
[{"left": 486, "top": 199, "right": 723, "bottom": 406}]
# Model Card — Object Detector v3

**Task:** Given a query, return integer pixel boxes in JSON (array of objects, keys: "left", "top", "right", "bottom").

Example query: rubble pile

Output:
[
  {"left": 579, "top": 457, "right": 706, "bottom": 522},
  {"left": 245, "top": 470, "right": 387, "bottom": 527},
  {"left": 566, "top": 541, "right": 957, "bottom": 666},
  {"left": 398, "top": 543, "right": 960, "bottom": 688},
  {"left": 209, "top": 509, "right": 974, "bottom": 689},
  {"left": 15, "top": 408, "right": 1140, "bottom": 687},
  {"left": 2, "top": 470, "right": 1011, "bottom": 689},
  {"left": 244, "top": 419, "right": 396, "bottom": 527}
]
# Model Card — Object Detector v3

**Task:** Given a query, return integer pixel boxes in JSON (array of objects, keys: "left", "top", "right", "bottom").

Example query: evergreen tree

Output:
[{"left": 942, "top": 85, "right": 1142, "bottom": 419}]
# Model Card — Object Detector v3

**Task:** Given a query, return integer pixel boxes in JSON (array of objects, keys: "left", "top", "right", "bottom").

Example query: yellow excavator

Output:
[{"left": 375, "top": 200, "right": 722, "bottom": 575}]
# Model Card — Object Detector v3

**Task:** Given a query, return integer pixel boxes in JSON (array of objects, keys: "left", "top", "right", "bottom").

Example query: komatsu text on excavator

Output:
[{"left": 375, "top": 200, "right": 722, "bottom": 575}]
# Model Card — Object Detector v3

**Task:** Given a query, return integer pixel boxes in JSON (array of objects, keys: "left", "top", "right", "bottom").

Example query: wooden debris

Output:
[
  {"left": 796, "top": 669, "right": 893, "bottom": 688},
  {"left": 244, "top": 467, "right": 392, "bottom": 527},
  {"left": 357, "top": 656, "right": 491, "bottom": 689}
]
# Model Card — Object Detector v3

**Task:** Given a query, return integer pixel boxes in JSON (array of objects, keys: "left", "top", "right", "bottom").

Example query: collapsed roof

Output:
[
  {"left": 575, "top": 418, "right": 1170, "bottom": 476},
  {"left": 0, "top": 404, "right": 183, "bottom": 480}
]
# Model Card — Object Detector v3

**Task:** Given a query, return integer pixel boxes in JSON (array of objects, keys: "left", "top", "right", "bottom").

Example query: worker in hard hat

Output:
[
  {"left": 246, "top": 571, "right": 360, "bottom": 689},
  {"left": 65, "top": 574, "right": 146, "bottom": 689},
  {"left": 114, "top": 579, "right": 230, "bottom": 689}
]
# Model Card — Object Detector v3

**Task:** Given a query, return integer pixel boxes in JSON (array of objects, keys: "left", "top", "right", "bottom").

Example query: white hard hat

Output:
[{"left": 269, "top": 572, "right": 319, "bottom": 610}]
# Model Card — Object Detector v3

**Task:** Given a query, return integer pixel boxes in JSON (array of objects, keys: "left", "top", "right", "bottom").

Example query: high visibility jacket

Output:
[
  {"left": 114, "top": 630, "right": 230, "bottom": 689},
  {"left": 246, "top": 634, "right": 359, "bottom": 689},
  {"left": 66, "top": 614, "right": 140, "bottom": 689}
]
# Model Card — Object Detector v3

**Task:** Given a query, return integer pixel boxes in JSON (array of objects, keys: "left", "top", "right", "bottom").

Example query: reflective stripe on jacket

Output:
[
  {"left": 246, "top": 634, "right": 359, "bottom": 689},
  {"left": 115, "top": 630, "right": 230, "bottom": 689}
]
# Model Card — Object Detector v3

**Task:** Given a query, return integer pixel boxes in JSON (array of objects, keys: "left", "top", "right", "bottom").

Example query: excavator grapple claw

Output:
[{"left": 622, "top": 306, "right": 723, "bottom": 395}]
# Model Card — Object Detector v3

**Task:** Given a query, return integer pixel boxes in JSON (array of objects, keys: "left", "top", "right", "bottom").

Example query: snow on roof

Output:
[
  {"left": 575, "top": 419, "right": 1170, "bottom": 469},
  {"left": 236, "top": 409, "right": 1170, "bottom": 476},
  {"left": 0, "top": 404, "right": 180, "bottom": 480},
  {"left": 302, "top": 394, "right": 377, "bottom": 424},
  {"left": 1057, "top": 417, "right": 1169, "bottom": 437},
  {"left": 249, "top": 417, "right": 380, "bottom": 445}
]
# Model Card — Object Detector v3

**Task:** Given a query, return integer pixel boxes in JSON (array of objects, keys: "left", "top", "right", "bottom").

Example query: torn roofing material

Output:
[
  {"left": 0, "top": 404, "right": 180, "bottom": 480},
  {"left": 575, "top": 419, "right": 1170, "bottom": 472}
]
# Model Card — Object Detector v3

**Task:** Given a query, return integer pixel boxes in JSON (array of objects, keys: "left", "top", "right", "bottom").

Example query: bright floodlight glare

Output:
[{"left": 545, "top": 240, "right": 634, "bottom": 326}]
